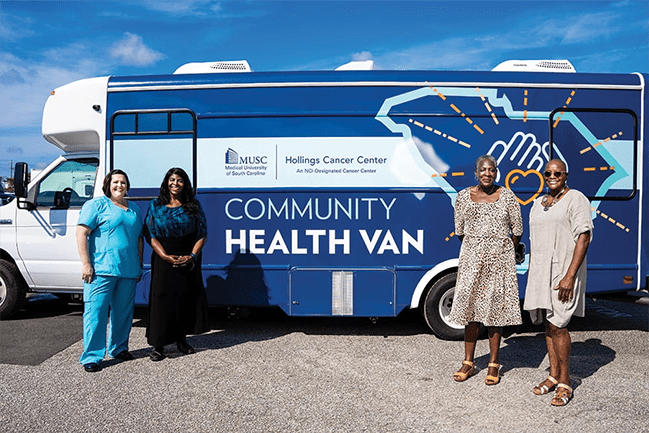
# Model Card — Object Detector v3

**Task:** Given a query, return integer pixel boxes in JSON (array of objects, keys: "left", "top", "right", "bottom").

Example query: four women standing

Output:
[{"left": 75, "top": 160, "right": 591, "bottom": 407}]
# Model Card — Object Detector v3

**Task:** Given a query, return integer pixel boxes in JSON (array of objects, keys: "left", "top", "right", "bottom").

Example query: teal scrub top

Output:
[{"left": 78, "top": 195, "right": 143, "bottom": 279}]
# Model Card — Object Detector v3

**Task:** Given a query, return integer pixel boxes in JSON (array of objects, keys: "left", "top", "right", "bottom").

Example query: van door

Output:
[{"left": 15, "top": 158, "right": 99, "bottom": 290}]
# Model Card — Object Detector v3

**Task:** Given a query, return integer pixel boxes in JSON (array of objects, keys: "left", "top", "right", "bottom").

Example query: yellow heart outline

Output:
[{"left": 505, "top": 169, "right": 544, "bottom": 206}]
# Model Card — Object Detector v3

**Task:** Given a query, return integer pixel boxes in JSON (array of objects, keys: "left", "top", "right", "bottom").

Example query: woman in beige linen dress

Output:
[
  {"left": 449, "top": 155, "right": 523, "bottom": 386},
  {"left": 524, "top": 159, "right": 593, "bottom": 407}
]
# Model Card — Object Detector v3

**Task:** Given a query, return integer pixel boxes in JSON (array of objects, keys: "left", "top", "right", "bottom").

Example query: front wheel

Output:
[
  {"left": 421, "top": 272, "right": 465, "bottom": 340},
  {"left": 0, "top": 260, "right": 27, "bottom": 320}
]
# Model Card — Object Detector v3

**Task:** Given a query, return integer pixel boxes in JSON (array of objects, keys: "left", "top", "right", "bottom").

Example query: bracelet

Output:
[{"left": 190, "top": 253, "right": 197, "bottom": 260}]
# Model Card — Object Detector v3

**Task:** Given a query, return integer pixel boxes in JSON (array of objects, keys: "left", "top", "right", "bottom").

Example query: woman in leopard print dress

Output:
[{"left": 449, "top": 155, "right": 523, "bottom": 385}]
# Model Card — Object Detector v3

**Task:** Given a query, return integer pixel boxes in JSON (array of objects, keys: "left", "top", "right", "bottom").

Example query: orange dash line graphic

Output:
[
  {"left": 579, "top": 131, "right": 623, "bottom": 154},
  {"left": 475, "top": 87, "right": 498, "bottom": 125},
  {"left": 409, "top": 118, "right": 472, "bottom": 148},
  {"left": 593, "top": 208, "right": 629, "bottom": 232}
]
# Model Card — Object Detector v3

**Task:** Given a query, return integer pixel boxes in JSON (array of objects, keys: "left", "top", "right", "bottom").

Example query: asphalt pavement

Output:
[{"left": 0, "top": 295, "right": 647, "bottom": 433}]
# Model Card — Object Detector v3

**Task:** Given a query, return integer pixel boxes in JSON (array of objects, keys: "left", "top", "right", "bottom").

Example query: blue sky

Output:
[{"left": 1, "top": 0, "right": 647, "bottom": 180}]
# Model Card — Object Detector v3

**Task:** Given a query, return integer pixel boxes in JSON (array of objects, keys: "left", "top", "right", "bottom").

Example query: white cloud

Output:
[
  {"left": 139, "top": 0, "right": 218, "bottom": 17},
  {"left": 0, "top": 51, "right": 98, "bottom": 130},
  {"left": 109, "top": 32, "right": 166, "bottom": 67},
  {"left": 138, "top": 0, "right": 262, "bottom": 19},
  {"left": 0, "top": 11, "right": 34, "bottom": 41},
  {"left": 352, "top": 4, "right": 646, "bottom": 72},
  {"left": 561, "top": 11, "right": 618, "bottom": 45},
  {"left": 352, "top": 51, "right": 374, "bottom": 61}
]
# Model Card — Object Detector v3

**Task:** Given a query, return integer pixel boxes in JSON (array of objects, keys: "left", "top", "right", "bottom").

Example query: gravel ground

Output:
[{"left": 1, "top": 304, "right": 647, "bottom": 433}]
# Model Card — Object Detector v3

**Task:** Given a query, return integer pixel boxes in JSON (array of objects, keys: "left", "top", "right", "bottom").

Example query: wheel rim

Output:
[
  {"left": 0, "top": 273, "right": 6, "bottom": 307},
  {"left": 438, "top": 287, "right": 464, "bottom": 330}
]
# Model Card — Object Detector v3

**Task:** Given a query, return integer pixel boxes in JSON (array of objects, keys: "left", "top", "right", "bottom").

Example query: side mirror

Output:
[
  {"left": 14, "top": 162, "right": 29, "bottom": 198},
  {"left": 14, "top": 162, "right": 36, "bottom": 210}
]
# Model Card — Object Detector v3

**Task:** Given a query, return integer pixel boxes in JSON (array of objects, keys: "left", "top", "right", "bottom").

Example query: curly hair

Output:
[{"left": 157, "top": 167, "right": 199, "bottom": 214}]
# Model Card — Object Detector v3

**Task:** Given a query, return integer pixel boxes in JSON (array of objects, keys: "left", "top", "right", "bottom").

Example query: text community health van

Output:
[{"left": 0, "top": 59, "right": 646, "bottom": 339}]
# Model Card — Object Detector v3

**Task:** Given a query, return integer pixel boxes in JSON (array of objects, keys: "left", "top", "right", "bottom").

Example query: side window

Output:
[
  {"left": 110, "top": 109, "right": 197, "bottom": 198},
  {"left": 550, "top": 109, "right": 637, "bottom": 200},
  {"left": 36, "top": 159, "right": 99, "bottom": 207}
]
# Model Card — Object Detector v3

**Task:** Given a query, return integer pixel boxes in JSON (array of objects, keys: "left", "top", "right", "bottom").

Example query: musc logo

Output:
[
  {"left": 225, "top": 148, "right": 268, "bottom": 165},
  {"left": 226, "top": 148, "right": 239, "bottom": 164}
]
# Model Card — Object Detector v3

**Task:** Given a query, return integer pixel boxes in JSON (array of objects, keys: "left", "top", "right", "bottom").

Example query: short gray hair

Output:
[{"left": 474, "top": 154, "right": 498, "bottom": 174}]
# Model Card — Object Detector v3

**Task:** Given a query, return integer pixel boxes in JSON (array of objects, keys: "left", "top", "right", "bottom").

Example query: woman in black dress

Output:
[{"left": 145, "top": 167, "right": 210, "bottom": 361}]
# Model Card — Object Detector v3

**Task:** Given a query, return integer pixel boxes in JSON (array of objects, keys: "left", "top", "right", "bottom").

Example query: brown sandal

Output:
[
  {"left": 453, "top": 360, "right": 476, "bottom": 382},
  {"left": 533, "top": 376, "right": 558, "bottom": 395},
  {"left": 551, "top": 383, "right": 573, "bottom": 406},
  {"left": 485, "top": 363, "right": 501, "bottom": 385}
]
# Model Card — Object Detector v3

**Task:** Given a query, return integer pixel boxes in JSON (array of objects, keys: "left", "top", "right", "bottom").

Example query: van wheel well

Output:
[
  {"left": 0, "top": 259, "right": 27, "bottom": 320},
  {"left": 420, "top": 271, "right": 465, "bottom": 340}
]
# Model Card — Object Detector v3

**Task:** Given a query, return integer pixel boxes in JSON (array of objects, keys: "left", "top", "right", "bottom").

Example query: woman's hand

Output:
[
  {"left": 162, "top": 254, "right": 182, "bottom": 266},
  {"left": 554, "top": 275, "right": 575, "bottom": 303},
  {"left": 172, "top": 255, "right": 194, "bottom": 268},
  {"left": 553, "top": 232, "right": 590, "bottom": 304},
  {"left": 81, "top": 263, "right": 94, "bottom": 283},
  {"left": 76, "top": 225, "right": 94, "bottom": 283}
]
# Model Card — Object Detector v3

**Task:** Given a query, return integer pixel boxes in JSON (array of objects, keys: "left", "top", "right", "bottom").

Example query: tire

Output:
[
  {"left": 421, "top": 272, "right": 465, "bottom": 340},
  {"left": 0, "top": 260, "right": 27, "bottom": 320}
]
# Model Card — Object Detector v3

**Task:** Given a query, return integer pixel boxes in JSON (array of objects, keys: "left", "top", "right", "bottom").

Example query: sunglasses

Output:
[{"left": 544, "top": 171, "right": 566, "bottom": 178}]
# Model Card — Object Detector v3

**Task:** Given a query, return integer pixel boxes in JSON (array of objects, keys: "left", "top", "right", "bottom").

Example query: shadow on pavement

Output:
[
  {"left": 1, "top": 295, "right": 644, "bottom": 367},
  {"left": 0, "top": 294, "right": 83, "bottom": 366}
]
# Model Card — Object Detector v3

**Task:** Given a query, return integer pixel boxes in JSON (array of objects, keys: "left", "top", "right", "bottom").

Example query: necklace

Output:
[{"left": 542, "top": 188, "right": 567, "bottom": 211}]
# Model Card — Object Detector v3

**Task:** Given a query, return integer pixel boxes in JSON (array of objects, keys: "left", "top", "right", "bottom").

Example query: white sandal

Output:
[
  {"left": 533, "top": 376, "right": 558, "bottom": 395},
  {"left": 551, "top": 383, "right": 573, "bottom": 406}
]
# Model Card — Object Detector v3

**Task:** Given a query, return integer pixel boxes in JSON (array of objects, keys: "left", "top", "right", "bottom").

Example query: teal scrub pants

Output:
[{"left": 79, "top": 275, "right": 136, "bottom": 365}]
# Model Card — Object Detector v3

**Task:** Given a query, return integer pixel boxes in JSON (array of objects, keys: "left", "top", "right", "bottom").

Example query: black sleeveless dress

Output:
[{"left": 146, "top": 231, "right": 210, "bottom": 347}]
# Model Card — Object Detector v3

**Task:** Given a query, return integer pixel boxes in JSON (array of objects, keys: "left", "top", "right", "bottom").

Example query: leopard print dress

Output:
[{"left": 448, "top": 186, "right": 524, "bottom": 327}]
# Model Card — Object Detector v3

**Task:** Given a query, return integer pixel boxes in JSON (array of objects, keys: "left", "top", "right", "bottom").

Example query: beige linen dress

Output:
[
  {"left": 448, "top": 187, "right": 524, "bottom": 327},
  {"left": 523, "top": 189, "right": 593, "bottom": 327}
]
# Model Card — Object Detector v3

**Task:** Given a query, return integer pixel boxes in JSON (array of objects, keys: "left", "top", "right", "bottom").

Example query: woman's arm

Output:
[
  {"left": 76, "top": 225, "right": 94, "bottom": 283},
  {"left": 555, "top": 231, "right": 591, "bottom": 303},
  {"left": 509, "top": 191, "right": 523, "bottom": 248}
]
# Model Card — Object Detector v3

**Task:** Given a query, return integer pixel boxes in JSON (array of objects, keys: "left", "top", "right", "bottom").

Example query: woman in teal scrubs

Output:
[{"left": 76, "top": 169, "right": 143, "bottom": 372}]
